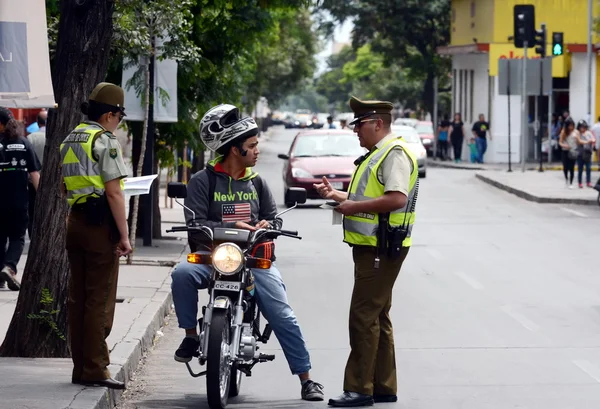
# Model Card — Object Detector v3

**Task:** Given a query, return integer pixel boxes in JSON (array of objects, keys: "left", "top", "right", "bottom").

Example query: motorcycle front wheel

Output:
[
  {"left": 206, "top": 309, "right": 232, "bottom": 409},
  {"left": 228, "top": 362, "right": 242, "bottom": 397}
]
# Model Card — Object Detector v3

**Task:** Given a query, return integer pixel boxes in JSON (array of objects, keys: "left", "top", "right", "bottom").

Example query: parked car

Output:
[
  {"left": 393, "top": 118, "right": 418, "bottom": 128},
  {"left": 391, "top": 125, "right": 427, "bottom": 178},
  {"left": 277, "top": 130, "right": 366, "bottom": 206},
  {"left": 415, "top": 121, "right": 435, "bottom": 157}
]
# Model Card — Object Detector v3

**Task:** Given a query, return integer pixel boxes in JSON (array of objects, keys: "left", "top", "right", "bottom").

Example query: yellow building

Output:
[{"left": 438, "top": 0, "right": 598, "bottom": 163}]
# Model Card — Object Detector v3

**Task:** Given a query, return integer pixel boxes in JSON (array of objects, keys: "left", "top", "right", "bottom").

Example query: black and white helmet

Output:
[{"left": 200, "top": 104, "right": 259, "bottom": 152}]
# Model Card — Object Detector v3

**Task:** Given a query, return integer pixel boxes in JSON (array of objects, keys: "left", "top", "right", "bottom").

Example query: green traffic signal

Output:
[
  {"left": 553, "top": 43, "right": 563, "bottom": 55},
  {"left": 552, "top": 32, "right": 564, "bottom": 56}
]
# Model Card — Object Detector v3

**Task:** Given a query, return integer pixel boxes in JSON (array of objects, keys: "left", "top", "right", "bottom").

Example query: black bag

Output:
[{"left": 593, "top": 177, "right": 600, "bottom": 193}]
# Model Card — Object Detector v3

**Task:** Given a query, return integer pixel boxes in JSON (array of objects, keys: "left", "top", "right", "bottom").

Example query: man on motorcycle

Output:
[{"left": 170, "top": 104, "right": 324, "bottom": 401}]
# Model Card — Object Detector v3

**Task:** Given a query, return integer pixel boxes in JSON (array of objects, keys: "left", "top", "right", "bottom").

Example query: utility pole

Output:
[
  {"left": 513, "top": 5, "right": 535, "bottom": 172},
  {"left": 534, "top": 23, "right": 547, "bottom": 172}
]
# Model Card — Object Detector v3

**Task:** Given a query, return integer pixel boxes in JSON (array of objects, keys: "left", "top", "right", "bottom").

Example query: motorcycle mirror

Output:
[
  {"left": 168, "top": 182, "right": 187, "bottom": 199},
  {"left": 284, "top": 187, "right": 307, "bottom": 205}
]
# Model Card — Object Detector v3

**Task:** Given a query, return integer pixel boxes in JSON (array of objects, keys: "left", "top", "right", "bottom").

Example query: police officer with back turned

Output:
[
  {"left": 314, "top": 96, "right": 419, "bottom": 407},
  {"left": 60, "top": 82, "right": 132, "bottom": 389}
]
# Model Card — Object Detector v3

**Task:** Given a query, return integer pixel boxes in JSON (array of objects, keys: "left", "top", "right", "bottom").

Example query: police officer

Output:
[
  {"left": 60, "top": 82, "right": 132, "bottom": 389},
  {"left": 314, "top": 97, "right": 418, "bottom": 407},
  {"left": 0, "top": 107, "right": 41, "bottom": 291}
]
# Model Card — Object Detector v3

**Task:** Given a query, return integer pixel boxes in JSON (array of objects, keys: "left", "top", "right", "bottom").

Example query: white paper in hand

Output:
[
  {"left": 319, "top": 202, "right": 342, "bottom": 225},
  {"left": 123, "top": 174, "right": 159, "bottom": 197}
]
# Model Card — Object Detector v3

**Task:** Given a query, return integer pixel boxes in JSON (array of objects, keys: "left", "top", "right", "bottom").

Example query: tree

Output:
[
  {"left": 113, "top": 0, "right": 200, "bottom": 261},
  {"left": 0, "top": 0, "right": 115, "bottom": 357},
  {"left": 318, "top": 0, "right": 451, "bottom": 115}
]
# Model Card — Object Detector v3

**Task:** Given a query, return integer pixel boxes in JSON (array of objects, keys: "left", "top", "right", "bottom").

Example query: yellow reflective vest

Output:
[
  {"left": 343, "top": 137, "right": 418, "bottom": 248},
  {"left": 60, "top": 122, "right": 123, "bottom": 206}
]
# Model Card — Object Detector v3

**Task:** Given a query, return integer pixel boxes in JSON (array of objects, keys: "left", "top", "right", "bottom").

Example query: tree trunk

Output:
[
  {"left": 0, "top": 0, "right": 114, "bottom": 357},
  {"left": 127, "top": 58, "right": 150, "bottom": 264},
  {"left": 422, "top": 68, "right": 435, "bottom": 119}
]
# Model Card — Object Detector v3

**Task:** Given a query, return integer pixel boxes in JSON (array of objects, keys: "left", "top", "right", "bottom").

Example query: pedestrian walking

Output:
[
  {"left": 315, "top": 96, "right": 418, "bottom": 407},
  {"left": 436, "top": 115, "right": 450, "bottom": 160},
  {"left": 559, "top": 119, "right": 577, "bottom": 188},
  {"left": 449, "top": 112, "right": 466, "bottom": 162},
  {"left": 60, "top": 82, "right": 132, "bottom": 389},
  {"left": 471, "top": 114, "right": 492, "bottom": 163},
  {"left": 575, "top": 120, "right": 595, "bottom": 188},
  {"left": 0, "top": 107, "right": 41, "bottom": 291}
]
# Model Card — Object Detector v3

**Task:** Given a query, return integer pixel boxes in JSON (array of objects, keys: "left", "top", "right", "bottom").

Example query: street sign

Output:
[{"left": 498, "top": 58, "right": 552, "bottom": 96}]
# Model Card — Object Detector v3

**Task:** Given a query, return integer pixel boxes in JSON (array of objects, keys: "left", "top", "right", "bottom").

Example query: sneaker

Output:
[
  {"left": 587, "top": 182, "right": 593, "bottom": 188},
  {"left": 0, "top": 266, "right": 20, "bottom": 291},
  {"left": 174, "top": 336, "right": 200, "bottom": 363},
  {"left": 579, "top": 183, "right": 584, "bottom": 188},
  {"left": 301, "top": 380, "right": 324, "bottom": 401}
]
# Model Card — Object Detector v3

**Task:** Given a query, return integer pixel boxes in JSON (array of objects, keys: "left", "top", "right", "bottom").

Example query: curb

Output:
[
  {"left": 71, "top": 276, "right": 174, "bottom": 409},
  {"left": 428, "top": 161, "right": 487, "bottom": 170},
  {"left": 475, "top": 173, "right": 600, "bottom": 206}
]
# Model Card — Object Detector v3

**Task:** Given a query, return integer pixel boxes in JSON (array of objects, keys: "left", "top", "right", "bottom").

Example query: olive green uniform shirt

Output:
[
  {"left": 374, "top": 133, "right": 413, "bottom": 196},
  {"left": 86, "top": 121, "right": 128, "bottom": 183}
]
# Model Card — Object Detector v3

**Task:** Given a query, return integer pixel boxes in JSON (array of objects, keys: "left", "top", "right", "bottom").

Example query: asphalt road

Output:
[{"left": 118, "top": 126, "right": 600, "bottom": 409}]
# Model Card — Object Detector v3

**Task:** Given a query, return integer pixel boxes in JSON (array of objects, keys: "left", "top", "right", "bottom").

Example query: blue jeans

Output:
[
  {"left": 475, "top": 137, "right": 487, "bottom": 163},
  {"left": 171, "top": 261, "right": 312, "bottom": 375},
  {"left": 577, "top": 155, "right": 592, "bottom": 184}
]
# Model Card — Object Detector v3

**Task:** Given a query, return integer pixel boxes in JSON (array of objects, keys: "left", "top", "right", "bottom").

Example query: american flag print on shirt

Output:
[{"left": 222, "top": 203, "right": 252, "bottom": 223}]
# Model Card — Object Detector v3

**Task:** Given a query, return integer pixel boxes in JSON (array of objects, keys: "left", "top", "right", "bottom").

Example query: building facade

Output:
[{"left": 438, "top": 0, "right": 599, "bottom": 163}]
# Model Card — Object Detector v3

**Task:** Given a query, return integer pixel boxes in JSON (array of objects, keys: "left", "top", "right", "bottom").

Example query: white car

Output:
[{"left": 391, "top": 125, "right": 427, "bottom": 178}]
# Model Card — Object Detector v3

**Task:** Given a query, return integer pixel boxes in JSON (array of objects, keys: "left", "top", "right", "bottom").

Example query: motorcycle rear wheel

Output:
[{"left": 206, "top": 309, "right": 231, "bottom": 409}]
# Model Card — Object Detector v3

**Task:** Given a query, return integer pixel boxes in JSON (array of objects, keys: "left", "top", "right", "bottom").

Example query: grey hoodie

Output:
[{"left": 184, "top": 157, "right": 280, "bottom": 250}]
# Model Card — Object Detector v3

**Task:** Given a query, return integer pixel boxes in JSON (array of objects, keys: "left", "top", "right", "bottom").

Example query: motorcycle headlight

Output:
[{"left": 212, "top": 243, "right": 244, "bottom": 275}]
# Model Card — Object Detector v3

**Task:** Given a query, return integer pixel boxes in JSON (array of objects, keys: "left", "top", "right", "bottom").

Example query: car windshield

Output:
[
  {"left": 292, "top": 133, "right": 365, "bottom": 157},
  {"left": 391, "top": 127, "right": 421, "bottom": 144},
  {"left": 416, "top": 124, "right": 433, "bottom": 134}
]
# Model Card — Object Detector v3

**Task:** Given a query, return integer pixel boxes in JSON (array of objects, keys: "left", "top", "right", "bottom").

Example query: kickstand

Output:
[{"left": 185, "top": 361, "right": 206, "bottom": 378}]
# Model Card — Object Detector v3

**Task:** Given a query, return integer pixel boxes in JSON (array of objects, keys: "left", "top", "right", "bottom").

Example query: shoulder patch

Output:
[
  {"left": 104, "top": 131, "right": 116, "bottom": 139},
  {"left": 109, "top": 148, "right": 118, "bottom": 159}
]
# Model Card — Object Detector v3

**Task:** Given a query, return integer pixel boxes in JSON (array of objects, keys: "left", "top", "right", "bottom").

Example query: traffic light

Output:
[
  {"left": 513, "top": 4, "right": 535, "bottom": 48},
  {"left": 534, "top": 24, "right": 546, "bottom": 57},
  {"left": 552, "top": 32, "right": 564, "bottom": 56}
]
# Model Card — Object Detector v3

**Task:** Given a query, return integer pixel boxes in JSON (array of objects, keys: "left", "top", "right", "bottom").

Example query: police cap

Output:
[
  {"left": 89, "top": 82, "right": 126, "bottom": 114},
  {"left": 348, "top": 96, "right": 393, "bottom": 125}
]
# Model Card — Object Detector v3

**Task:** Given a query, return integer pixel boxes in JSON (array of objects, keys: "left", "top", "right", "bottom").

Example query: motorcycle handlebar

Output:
[{"left": 279, "top": 229, "right": 298, "bottom": 236}]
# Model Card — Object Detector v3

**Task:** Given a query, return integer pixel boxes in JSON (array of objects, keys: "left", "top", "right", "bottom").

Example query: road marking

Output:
[
  {"left": 501, "top": 305, "right": 540, "bottom": 332},
  {"left": 560, "top": 207, "right": 588, "bottom": 218},
  {"left": 426, "top": 248, "right": 443, "bottom": 260},
  {"left": 573, "top": 360, "right": 600, "bottom": 383},
  {"left": 454, "top": 271, "right": 484, "bottom": 290}
]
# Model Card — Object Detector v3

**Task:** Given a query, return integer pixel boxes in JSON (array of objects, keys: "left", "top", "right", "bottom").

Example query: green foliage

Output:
[
  {"left": 317, "top": 0, "right": 452, "bottom": 115},
  {"left": 27, "top": 288, "right": 66, "bottom": 341}
]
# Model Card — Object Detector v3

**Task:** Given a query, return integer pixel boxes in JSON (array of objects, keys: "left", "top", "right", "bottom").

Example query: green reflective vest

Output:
[
  {"left": 60, "top": 122, "right": 121, "bottom": 206},
  {"left": 343, "top": 137, "right": 418, "bottom": 248}
]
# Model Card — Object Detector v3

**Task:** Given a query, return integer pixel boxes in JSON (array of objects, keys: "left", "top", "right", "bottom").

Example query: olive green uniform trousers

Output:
[
  {"left": 343, "top": 245, "right": 410, "bottom": 396},
  {"left": 66, "top": 210, "right": 120, "bottom": 382}
]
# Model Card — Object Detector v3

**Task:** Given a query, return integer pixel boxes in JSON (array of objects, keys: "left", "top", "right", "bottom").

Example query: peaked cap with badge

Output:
[
  {"left": 88, "top": 82, "right": 126, "bottom": 115},
  {"left": 348, "top": 96, "right": 394, "bottom": 125}
]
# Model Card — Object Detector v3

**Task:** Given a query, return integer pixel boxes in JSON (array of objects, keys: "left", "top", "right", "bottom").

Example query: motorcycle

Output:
[{"left": 166, "top": 182, "right": 307, "bottom": 409}]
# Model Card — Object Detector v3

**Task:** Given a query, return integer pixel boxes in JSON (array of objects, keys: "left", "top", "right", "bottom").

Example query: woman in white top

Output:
[
  {"left": 575, "top": 120, "right": 596, "bottom": 188},
  {"left": 559, "top": 119, "right": 578, "bottom": 188}
]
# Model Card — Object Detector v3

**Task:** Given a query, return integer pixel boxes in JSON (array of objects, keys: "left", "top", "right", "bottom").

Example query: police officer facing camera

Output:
[
  {"left": 314, "top": 96, "right": 419, "bottom": 407},
  {"left": 60, "top": 82, "right": 132, "bottom": 389}
]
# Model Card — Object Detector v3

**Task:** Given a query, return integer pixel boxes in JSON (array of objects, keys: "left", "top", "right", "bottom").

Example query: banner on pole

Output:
[
  {"left": 121, "top": 36, "right": 178, "bottom": 123},
  {"left": 0, "top": 0, "right": 56, "bottom": 108}
]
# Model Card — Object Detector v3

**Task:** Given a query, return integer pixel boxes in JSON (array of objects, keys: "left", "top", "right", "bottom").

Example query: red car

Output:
[
  {"left": 277, "top": 130, "right": 366, "bottom": 206},
  {"left": 416, "top": 121, "right": 435, "bottom": 157}
]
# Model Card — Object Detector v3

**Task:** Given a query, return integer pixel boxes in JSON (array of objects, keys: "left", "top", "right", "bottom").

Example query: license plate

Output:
[
  {"left": 330, "top": 182, "right": 343, "bottom": 189},
  {"left": 214, "top": 281, "right": 241, "bottom": 292}
]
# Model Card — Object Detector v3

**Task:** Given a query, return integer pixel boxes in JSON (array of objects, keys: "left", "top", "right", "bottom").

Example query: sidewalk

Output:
[
  {"left": 429, "top": 159, "right": 600, "bottom": 172},
  {"left": 476, "top": 170, "right": 600, "bottom": 205},
  {"left": 0, "top": 194, "right": 188, "bottom": 409}
]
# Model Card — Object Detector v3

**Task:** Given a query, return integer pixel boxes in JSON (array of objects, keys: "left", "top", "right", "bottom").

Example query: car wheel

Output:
[{"left": 419, "top": 171, "right": 426, "bottom": 178}]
